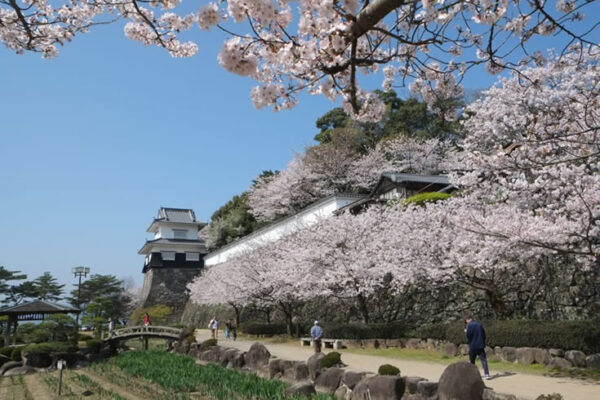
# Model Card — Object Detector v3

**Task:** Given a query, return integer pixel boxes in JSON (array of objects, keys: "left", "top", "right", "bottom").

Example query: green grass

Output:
[{"left": 111, "top": 350, "right": 333, "bottom": 400}]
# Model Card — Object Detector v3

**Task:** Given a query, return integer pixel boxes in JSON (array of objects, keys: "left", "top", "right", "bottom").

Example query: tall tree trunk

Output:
[{"left": 356, "top": 293, "right": 370, "bottom": 324}]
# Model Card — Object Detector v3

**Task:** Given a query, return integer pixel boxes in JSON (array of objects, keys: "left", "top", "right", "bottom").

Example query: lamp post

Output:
[{"left": 72, "top": 266, "right": 90, "bottom": 343}]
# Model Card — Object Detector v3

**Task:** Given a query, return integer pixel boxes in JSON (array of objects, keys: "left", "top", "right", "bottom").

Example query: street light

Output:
[{"left": 72, "top": 266, "right": 90, "bottom": 342}]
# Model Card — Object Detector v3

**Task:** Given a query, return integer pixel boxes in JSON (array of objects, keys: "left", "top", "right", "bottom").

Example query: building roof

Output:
[
  {"left": 138, "top": 238, "right": 206, "bottom": 255},
  {"left": 0, "top": 300, "right": 79, "bottom": 316},
  {"left": 371, "top": 172, "right": 455, "bottom": 196},
  {"left": 158, "top": 207, "right": 197, "bottom": 223},
  {"left": 146, "top": 207, "right": 206, "bottom": 232}
]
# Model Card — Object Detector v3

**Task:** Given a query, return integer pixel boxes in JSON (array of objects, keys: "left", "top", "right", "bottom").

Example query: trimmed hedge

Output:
[
  {"left": 378, "top": 364, "right": 400, "bottom": 376},
  {"left": 416, "top": 320, "right": 600, "bottom": 354},
  {"left": 22, "top": 341, "right": 77, "bottom": 354},
  {"left": 321, "top": 352, "right": 342, "bottom": 368},
  {"left": 324, "top": 322, "right": 410, "bottom": 340},
  {"left": 241, "top": 323, "right": 289, "bottom": 336}
]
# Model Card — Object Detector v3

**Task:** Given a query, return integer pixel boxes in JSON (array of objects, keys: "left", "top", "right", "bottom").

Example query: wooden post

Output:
[
  {"left": 57, "top": 360, "right": 66, "bottom": 395},
  {"left": 143, "top": 337, "right": 148, "bottom": 351}
]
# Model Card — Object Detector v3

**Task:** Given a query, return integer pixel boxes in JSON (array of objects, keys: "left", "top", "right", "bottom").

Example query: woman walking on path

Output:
[
  {"left": 209, "top": 316, "right": 219, "bottom": 339},
  {"left": 144, "top": 313, "right": 150, "bottom": 331}
]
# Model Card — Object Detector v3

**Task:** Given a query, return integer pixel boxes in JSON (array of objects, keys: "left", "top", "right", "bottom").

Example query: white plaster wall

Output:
[{"left": 204, "top": 196, "right": 360, "bottom": 266}]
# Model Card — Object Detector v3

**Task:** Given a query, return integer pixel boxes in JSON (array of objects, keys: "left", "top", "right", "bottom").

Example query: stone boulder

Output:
[
  {"left": 352, "top": 375, "right": 405, "bottom": 400},
  {"left": 405, "top": 376, "right": 426, "bottom": 394},
  {"left": 516, "top": 347, "right": 536, "bottom": 365},
  {"left": 548, "top": 357, "right": 572, "bottom": 369},
  {"left": 245, "top": 342, "right": 271, "bottom": 371},
  {"left": 501, "top": 347, "right": 517, "bottom": 363},
  {"left": 438, "top": 362, "right": 485, "bottom": 400},
  {"left": 22, "top": 351, "right": 52, "bottom": 368},
  {"left": 228, "top": 351, "right": 245, "bottom": 369},
  {"left": 268, "top": 359, "right": 285, "bottom": 379},
  {"left": 485, "top": 346, "right": 493, "bottom": 357},
  {"left": 426, "top": 339, "right": 438, "bottom": 351},
  {"left": 444, "top": 342, "right": 458, "bottom": 357},
  {"left": 565, "top": 350, "right": 586, "bottom": 368},
  {"left": 494, "top": 346, "right": 502, "bottom": 356},
  {"left": 3, "top": 366, "right": 36, "bottom": 376},
  {"left": 534, "top": 348, "right": 550, "bottom": 365},
  {"left": 483, "top": 388, "right": 517, "bottom": 400},
  {"left": 284, "top": 380, "right": 316, "bottom": 397},
  {"left": 0, "top": 354, "right": 10, "bottom": 368},
  {"left": 307, "top": 352, "right": 324, "bottom": 380},
  {"left": 314, "top": 367, "right": 344, "bottom": 394},
  {"left": 342, "top": 371, "right": 366, "bottom": 390},
  {"left": 219, "top": 348, "right": 241, "bottom": 368},
  {"left": 458, "top": 344, "right": 470, "bottom": 356},
  {"left": 282, "top": 360, "right": 309, "bottom": 382},
  {"left": 586, "top": 354, "right": 600, "bottom": 371},
  {"left": 0, "top": 361, "right": 22, "bottom": 376},
  {"left": 334, "top": 384, "right": 351, "bottom": 400},
  {"left": 549, "top": 349, "right": 564, "bottom": 357},
  {"left": 417, "top": 381, "right": 437, "bottom": 397},
  {"left": 405, "top": 339, "right": 422, "bottom": 349}
]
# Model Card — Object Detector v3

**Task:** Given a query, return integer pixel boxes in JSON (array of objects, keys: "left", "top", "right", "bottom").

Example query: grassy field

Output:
[{"left": 0, "top": 350, "right": 334, "bottom": 400}]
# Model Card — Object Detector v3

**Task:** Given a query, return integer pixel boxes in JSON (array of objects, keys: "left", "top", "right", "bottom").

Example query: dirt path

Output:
[
  {"left": 196, "top": 331, "right": 600, "bottom": 400},
  {"left": 76, "top": 370, "right": 144, "bottom": 400},
  {"left": 24, "top": 373, "right": 54, "bottom": 400}
]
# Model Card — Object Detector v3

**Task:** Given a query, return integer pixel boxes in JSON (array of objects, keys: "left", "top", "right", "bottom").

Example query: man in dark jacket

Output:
[{"left": 465, "top": 312, "right": 490, "bottom": 379}]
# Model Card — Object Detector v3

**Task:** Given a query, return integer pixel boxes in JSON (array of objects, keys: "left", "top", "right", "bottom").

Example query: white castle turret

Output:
[{"left": 138, "top": 208, "right": 206, "bottom": 322}]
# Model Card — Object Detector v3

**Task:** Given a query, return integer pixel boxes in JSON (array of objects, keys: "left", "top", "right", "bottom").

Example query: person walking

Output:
[
  {"left": 209, "top": 316, "right": 219, "bottom": 339},
  {"left": 225, "top": 319, "right": 233, "bottom": 340},
  {"left": 464, "top": 311, "right": 490, "bottom": 379},
  {"left": 310, "top": 320, "right": 323, "bottom": 353},
  {"left": 108, "top": 318, "right": 115, "bottom": 338},
  {"left": 144, "top": 312, "right": 150, "bottom": 331}
]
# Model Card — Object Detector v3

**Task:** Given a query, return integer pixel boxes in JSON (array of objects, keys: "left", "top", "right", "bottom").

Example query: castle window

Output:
[
  {"left": 162, "top": 251, "right": 176, "bottom": 261},
  {"left": 186, "top": 252, "right": 200, "bottom": 261},
  {"left": 173, "top": 229, "right": 188, "bottom": 239}
]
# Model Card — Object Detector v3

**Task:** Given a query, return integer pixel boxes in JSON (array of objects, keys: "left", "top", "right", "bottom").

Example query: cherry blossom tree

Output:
[{"left": 2, "top": 1, "right": 597, "bottom": 118}]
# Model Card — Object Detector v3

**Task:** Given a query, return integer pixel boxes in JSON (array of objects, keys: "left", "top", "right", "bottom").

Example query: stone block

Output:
[
  {"left": 586, "top": 354, "right": 600, "bottom": 371},
  {"left": 3, "top": 366, "right": 36, "bottom": 376},
  {"left": 352, "top": 375, "right": 405, "bottom": 400},
  {"left": 565, "top": 350, "right": 586, "bottom": 368},
  {"left": 284, "top": 380, "right": 316, "bottom": 397},
  {"left": 406, "top": 339, "right": 423, "bottom": 349},
  {"left": 417, "top": 380, "right": 437, "bottom": 397},
  {"left": 245, "top": 342, "right": 271, "bottom": 371},
  {"left": 534, "top": 348, "right": 550, "bottom": 365},
  {"left": 516, "top": 347, "right": 536, "bottom": 365},
  {"left": 315, "top": 367, "right": 344, "bottom": 394},
  {"left": 342, "top": 371, "right": 366, "bottom": 390},
  {"left": 437, "top": 362, "right": 485, "bottom": 400},
  {"left": 549, "top": 348, "right": 564, "bottom": 357},
  {"left": 548, "top": 357, "right": 572, "bottom": 369},
  {"left": 458, "top": 344, "right": 470, "bottom": 356},
  {"left": 307, "top": 352, "right": 324, "bottom": 380},
  {"left": 443, "top": 343, "right": 458, "bottom": 357},
  {"left": 405, "top": 376, "right": 427, "bottom": 394},
  {"left": 0, "top": 361, "right": 22, "bottom": 376},
  {"left": 501, "top": 347, "right": 517, "bottom": 363}
]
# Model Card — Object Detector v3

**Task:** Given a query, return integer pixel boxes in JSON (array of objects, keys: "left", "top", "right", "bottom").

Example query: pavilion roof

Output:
[{"left": 0, "top": 300, "right": 79, "bottom": 317}]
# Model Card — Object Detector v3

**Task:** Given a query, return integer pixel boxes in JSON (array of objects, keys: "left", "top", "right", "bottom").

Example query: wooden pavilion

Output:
[{"left": 0, "top": 300, "right": 79, "bottom": 346}]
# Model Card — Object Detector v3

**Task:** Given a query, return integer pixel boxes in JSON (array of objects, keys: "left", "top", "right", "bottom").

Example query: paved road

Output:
[{"left": 196, "top": 330, "right": 600, "bottom": 400}]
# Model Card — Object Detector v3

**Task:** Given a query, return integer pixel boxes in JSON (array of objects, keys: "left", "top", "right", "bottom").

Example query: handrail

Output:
[{"left": 101, "top": 325, "right": 182, "bottom": 341}]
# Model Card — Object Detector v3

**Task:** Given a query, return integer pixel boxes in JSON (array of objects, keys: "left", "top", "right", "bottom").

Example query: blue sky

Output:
[{"left": 0, "top": 5, "right": 597, "bottom": 294}]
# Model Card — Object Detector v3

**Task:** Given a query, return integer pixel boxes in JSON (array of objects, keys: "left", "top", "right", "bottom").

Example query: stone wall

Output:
[{"left": 140, "top": 267, "right": 202, "bottom": 323}]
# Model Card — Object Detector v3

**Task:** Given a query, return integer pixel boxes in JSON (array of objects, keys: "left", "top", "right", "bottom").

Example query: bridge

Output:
[{"left": 102, "top": 325, "right": 182, "bottom": 349}]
